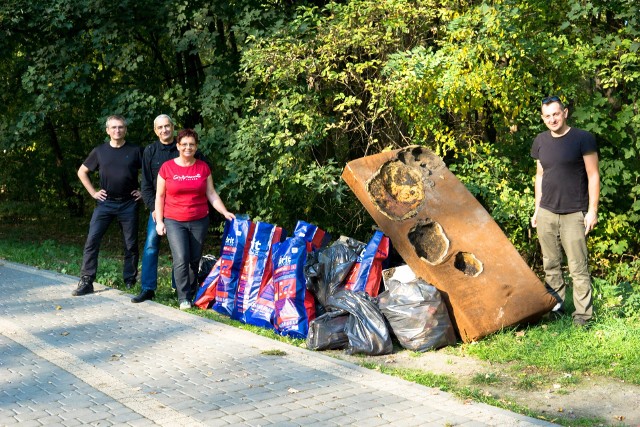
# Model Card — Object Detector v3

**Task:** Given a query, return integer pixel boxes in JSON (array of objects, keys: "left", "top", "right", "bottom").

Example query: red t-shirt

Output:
[{"left": 159, "top": 159, "right": 210, "bottom": 221}]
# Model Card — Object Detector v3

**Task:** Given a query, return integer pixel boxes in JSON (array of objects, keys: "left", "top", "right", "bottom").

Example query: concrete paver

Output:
[{"left": 0, "top": 261, "right": 557, "bottom": 426}]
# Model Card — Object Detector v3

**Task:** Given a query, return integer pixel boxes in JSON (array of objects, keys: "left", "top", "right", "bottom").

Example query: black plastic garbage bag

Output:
[
  {"left": 326, "top": 290, "right": 393, "bottom": 356},
  {"left": 378, "top": 267, "right": 457, "bottom": 351},
  {"left": 306, "top": 310, "right": 350, "bottom": 351},
  {"left": 305, "top": 237, "right": 365, "bottom": 311},
  {"left": 198, "top": 254, "right": 217, "bottom": 284}
]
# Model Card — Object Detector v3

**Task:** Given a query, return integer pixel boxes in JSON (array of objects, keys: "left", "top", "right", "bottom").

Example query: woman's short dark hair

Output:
[{"left": 177, "top": 128, "right": 199, "bottom": 145}]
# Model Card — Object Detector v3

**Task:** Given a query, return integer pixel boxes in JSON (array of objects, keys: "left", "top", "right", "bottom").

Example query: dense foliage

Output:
[{"left": 1, "top": 0, "right": 638, "bottom": 314}]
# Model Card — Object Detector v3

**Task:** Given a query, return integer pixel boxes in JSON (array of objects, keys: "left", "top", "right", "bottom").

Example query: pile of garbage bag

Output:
[{"left": 195, "top": 215, "right": 457, "bottom": 355}]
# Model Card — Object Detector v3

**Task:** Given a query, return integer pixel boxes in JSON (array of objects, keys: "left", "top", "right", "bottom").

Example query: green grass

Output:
[
  {"left": 471, "top": 372, "right": 502, "bottom": 386},
  {"left": 453, "top": 318, "right": 640, "bottom": 384},
  {"left": 360, "top": 362, "right": 457, "bottom": 391},
  {"left": 1, "top": 213, "right": 638, "bottom": 426}
]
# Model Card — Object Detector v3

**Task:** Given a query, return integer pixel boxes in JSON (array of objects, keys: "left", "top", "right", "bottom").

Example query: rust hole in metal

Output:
[
  {"left": 366, "top": 159, "right": 426, "bottom": 220},
  {"left": 454, "top": 252, "right": 483, "bottom": 277},
  {"left": 408, "top": 219, "right": 449, "bottom": 265},
  {"left": 366, "top": 146, "right": 446, "bottom": 220},
  {"left": 397, "top": 146, "right": 445, "bottom": 172}
]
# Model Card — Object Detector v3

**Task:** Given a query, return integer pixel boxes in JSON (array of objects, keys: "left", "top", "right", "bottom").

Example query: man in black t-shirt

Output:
[
  {"left": 530, "top": 96, "right": 600, "bottom": 327},
  {"left": 73, "top": 115, "right": 143, "bottom": 296}
]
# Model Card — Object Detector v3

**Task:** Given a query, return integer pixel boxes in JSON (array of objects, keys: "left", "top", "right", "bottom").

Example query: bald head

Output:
[{"left": 154, "top": 114, "right": 175, "bottom": 144}]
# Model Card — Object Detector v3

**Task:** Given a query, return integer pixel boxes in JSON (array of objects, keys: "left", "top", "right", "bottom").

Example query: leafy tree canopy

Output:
[{"left": 1, "top": 0, "right": 638, "bottom": 296}]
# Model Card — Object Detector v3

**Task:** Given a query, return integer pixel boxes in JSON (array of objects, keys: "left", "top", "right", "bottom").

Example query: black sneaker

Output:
[
  {"left": 131, "top": 289, "right": 155, "bottom": 303},
  {"left": 125, "top": 280, "right": 136, "bottom": 289},
  {"left": 72, "top": 276, "right": 94, "bottom": 296}
]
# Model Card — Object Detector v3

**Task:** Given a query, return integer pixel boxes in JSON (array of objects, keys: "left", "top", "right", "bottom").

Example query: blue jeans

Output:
[
  {"left": 81, "top": 199, "right": 138, "bottom": 283},
  {"left": 165, "top": 216, "right": 209, "bottom": 302},
  {"left": 140, "top": 213, "right": 176, "bottom": 291}
]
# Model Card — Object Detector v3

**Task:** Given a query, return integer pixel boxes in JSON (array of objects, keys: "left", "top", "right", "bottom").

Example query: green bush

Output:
[{"left": 593, "top": 259, "right": 640, "bottom": 319}]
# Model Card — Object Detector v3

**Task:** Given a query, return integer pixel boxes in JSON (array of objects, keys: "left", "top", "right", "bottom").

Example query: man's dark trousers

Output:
[{"left": 80, "top": 199, "right": 139, "bottom": 283}]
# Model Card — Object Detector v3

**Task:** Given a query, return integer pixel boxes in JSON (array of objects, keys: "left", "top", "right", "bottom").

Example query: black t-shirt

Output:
[
  {"left": 83, "top": 141, "right": 143, "bottom": 198},
  {"left": 531, "top": 128, "right": 597, "bottom": 214}
]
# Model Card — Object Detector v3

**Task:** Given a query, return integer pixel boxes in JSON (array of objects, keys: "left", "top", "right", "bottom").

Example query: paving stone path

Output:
[{"left": 0, "top": 261, "right": 557, "bottom": 426}]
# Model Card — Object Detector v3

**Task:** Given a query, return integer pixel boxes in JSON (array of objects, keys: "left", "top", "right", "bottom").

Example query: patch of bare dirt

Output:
[{"left": 331, "top": 350, "right": 640, "bottom": 426}]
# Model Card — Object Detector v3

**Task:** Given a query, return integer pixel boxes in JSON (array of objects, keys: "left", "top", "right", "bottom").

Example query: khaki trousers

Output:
[{"left": 537, "top": 208, "right": 593, "bottom": 321}]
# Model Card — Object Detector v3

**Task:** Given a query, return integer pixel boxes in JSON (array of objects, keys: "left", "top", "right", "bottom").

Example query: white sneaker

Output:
[{"left": 179, "top": 300, "right": 192, "bottom": 311}]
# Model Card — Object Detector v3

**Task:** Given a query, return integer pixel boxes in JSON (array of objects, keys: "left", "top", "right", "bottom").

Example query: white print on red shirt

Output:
[{"left": 172, "top": 173, "right": 202, "bottom": 181}]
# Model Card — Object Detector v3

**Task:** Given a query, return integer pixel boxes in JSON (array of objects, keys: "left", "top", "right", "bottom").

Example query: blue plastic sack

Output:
[
  {"left": 344, "top": 230, "right": 389, "bottom": 297},
  {"left": 244, "top": 279, "right": 277, "bottom": 330},
  {"left": 233, "top": 222, "right": 284, "bottom": 322},
  {"left": 272, "top": 236, "right": 313, "bottom": 339},
  {"left": 212, "top": 215, "right": 254, "bottom": 317},
  {"left": 293, "top": 220, "right": 330, "bottom": 250}
]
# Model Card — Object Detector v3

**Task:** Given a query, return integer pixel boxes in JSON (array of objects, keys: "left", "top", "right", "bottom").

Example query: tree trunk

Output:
[
  {"left": 45, "top": 117, "right": 84, "bottom": 217},
  {"left": 183, "top": 49, "right": 204, "bottom": 128}
]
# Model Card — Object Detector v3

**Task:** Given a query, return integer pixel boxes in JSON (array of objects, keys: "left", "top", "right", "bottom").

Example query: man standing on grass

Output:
[
  {"left": 132, "top": 114, "right": 208, "bottom": 303},
  {"left": 530, "top": 96, "right": 600, "bottom": 327},
  {"left": 73, "top": 115, "right": 143, "bottom": 296}
]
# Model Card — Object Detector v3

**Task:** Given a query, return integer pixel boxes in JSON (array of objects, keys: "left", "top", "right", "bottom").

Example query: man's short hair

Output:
[
  {"left": 154, "top": 114, "right": 174, "bottom": 129},
  {"left": 541, "top": 96, "right": 565, "bottom": 110},
  {"left": 105, "top": 115, "right": 128, "bottom": 127}
]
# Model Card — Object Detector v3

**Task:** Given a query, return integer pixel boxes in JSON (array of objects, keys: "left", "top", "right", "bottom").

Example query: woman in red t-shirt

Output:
[{"left": 155, "top": 129, "right": 235, "bottom": 310}]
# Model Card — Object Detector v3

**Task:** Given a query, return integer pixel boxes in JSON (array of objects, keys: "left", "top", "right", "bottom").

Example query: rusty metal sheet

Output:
[{"left": 342, "top": 146, "right": 556, "bottom": 342}]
